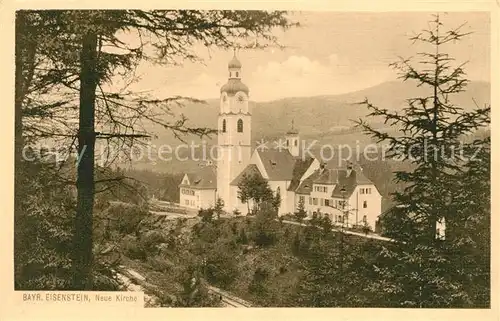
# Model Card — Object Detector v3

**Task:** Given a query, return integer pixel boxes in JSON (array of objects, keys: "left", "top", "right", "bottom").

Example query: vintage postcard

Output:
[{"left": 1, "top": 0, "right": 498, "bottom": 320}]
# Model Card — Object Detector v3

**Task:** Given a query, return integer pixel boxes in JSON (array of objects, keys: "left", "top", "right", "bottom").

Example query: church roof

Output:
[
  {"left": 257, "top": 149, "right": 297, "bottom": 181},
  {"left": 228, "top": 55, "right": 242, "bottom": 68},
  {"left": 230, "top": 164, "right": 264, "bottom": 186},
  {"left": 220, "top": 79, "right": 249, "bottom": 96},
  {"left": 179, "top": 165, "right": 217, "bottom": 190}
]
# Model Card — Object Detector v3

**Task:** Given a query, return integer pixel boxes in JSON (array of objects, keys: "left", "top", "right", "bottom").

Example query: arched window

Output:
[
  {"left": 222, "top": 119, "right": 226, "bottom": 133},
  {"left": 237, "top": 119, "right": 243, "bottom": 133},
  {"left": 236, "top": 71, "right": 239, "bottom": 77},
  {"left": 294, "top": 139, "right": 298, "bottom": 146}
]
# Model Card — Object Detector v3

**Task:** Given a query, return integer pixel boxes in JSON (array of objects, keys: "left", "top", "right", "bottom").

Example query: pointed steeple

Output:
[{"left": 286, "top": 119, "right": 299, "bottom": 135}]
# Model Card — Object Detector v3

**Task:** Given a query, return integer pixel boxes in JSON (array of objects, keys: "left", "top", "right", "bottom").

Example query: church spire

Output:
[
  {"left": 287, "top": 119, "right": 299, "bottom": 135},
  {"left": 228, "top": 49, "right": 242, "bottom": 70}
]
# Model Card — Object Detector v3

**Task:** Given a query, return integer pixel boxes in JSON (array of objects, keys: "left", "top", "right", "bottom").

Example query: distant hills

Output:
[{"left": 131, "top": 80, "right": 490, "bottom": 173}]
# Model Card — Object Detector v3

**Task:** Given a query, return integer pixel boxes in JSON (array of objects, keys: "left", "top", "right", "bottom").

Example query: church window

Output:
[
  {"left": 222, "top": 119, "right": 227, "bottom": 133},
  {"left": 237, "top": 119, "right": 243, "bottom": 132},
  {"left": 294, "top": 139, "right": 298, "bottom": 146},
  {"left": 236, "top": 71, "right": 239, "bottom": 77}
]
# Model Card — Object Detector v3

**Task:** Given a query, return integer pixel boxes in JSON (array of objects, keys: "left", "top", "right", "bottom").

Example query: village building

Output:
[{"left": 179, "top": 54, "right": 383, "bottom": 230}]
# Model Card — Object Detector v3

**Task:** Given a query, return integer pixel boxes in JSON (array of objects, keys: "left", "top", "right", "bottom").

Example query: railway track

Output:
[{"left": 207, "top": 285, "right": 252, "bottom": 308}]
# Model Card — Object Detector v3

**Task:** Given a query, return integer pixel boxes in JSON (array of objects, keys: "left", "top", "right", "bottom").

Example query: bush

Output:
[
  {"left": 147, "top": 256, "right": 174, "bottom": 273},
  {"left": 248, "top": 267, "right": 270, "bottom": 295},
  {"left": 236, "top": 228, "right": 249, "bottom": 244},
  {"left": 250, "top": 203, "right": 280, "bottom": 247},
  {"left": 140, "top": 230, "right": 167, "bottom": 254},
  {"left": 204, "top": 251, "right": 239, "bottom": 289},
  {"left": 198, "top": 207, "right": 215, "bottom": 223},
  {"left": 121, "top": 235, "right": 147, "bottom": 261},
  {"left": 108, "top": 204, "right": 148, "bottom": 235}
]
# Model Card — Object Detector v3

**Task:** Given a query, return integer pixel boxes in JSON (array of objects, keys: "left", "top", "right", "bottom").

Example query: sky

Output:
[{"left": 125, "top": 11, "right": 490, "bottom": 102}]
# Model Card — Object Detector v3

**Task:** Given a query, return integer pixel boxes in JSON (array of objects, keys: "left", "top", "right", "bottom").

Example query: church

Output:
[{"left": 179, "top": 54, "right": 382, "bottom": 230}]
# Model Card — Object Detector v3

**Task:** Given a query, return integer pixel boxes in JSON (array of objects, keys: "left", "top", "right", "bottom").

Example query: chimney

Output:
[{"left": 346, "top": 161, "right": 353, "bottom": 177}]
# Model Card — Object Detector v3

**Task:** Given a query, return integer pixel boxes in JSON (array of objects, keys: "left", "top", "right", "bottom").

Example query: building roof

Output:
[
  {"left": 330, "top": 169, "right": 373, "bottom": 198},
  {"left": 230, "top": 164, "right": 264, "bottom": 186},
  {"left": 257, "top": 149, "right": 297, "bottom": 181},
  {"left": 228, "top": 55, "right": 242, "bottom": 69},
  {"left": 178, "top": 165, "right": 217, "bottom": 190},
  {"left": 287, "top": 156, "right": 315, "bottom": 191},
  {"left": 295, "top": 174, "right": 315, "bottom": 195},
  {"left": 220, "top": 79, "right": 249, "bottom": 96},
  {"left": 294, "top": 165, "right": 375, "bottom": 198}
]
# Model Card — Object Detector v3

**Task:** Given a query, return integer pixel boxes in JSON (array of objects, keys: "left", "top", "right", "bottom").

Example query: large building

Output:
[{"left": 179, "top": 54, "right": 382, "bottom": 229}]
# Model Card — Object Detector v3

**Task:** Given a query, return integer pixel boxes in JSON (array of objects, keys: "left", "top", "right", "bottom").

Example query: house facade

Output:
[{"left": 178, "top": 54, "right": 383, "bottom": 230}]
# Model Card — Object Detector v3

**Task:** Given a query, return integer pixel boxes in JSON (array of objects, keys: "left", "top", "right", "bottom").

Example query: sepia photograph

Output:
[{"left": 11, "top": 7, "right": 492, "bottom": 311}]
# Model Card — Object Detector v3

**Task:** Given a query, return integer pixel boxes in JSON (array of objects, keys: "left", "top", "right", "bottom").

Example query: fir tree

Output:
[
  {"left": 356, "top": 14, "right": 490, "bottom": 307},
  {"left": 294, "top": 197, "right": 307, "bottom": 223}
]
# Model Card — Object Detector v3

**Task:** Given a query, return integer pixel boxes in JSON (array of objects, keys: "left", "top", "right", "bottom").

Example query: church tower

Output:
[
  {"left": 285, "top": 120, "right": 300, "bottom": 157},
  {"left": 217, "top": 52, "right": 252, "bottom": 211}
]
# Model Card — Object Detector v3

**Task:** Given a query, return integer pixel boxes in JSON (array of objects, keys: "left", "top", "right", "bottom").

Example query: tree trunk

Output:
[{"left": 72, "top": 31, "right": 98, "bottom": 290}]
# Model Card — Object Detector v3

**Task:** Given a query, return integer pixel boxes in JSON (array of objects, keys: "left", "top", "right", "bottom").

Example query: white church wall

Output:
[
  {"left": 268, "top": 180, "right": 289, "bottom": 216},
  {"left": 286, "top": 190, "right": 296, "bottom": 214}
]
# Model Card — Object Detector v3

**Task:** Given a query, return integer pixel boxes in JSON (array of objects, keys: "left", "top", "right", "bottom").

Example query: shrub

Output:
[
  {"left": 140, "top": 230, "right": 167, "bottom": 254},
  {"left": 198, "top": 207, "right": 215, "bottom": 223},
  {"left": 121, "top": 235, "right": 147, "bottom": 261},
  {"left": 204, "top": 251, "right": 239, "bottom": 289},
  {"left": 147, "top": 256, "right": 174, "bottom": 273},
  {"left": 248, "top": 267, "right": 270, "bottom": 295},
  {"left": 108, "top": 204, "right": 148, "bottom": 235},
  {"left": 236, "top": 228, "right": 249, "bottom": 244}
]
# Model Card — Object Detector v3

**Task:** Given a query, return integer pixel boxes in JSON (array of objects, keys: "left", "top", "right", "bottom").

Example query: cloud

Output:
[{"left": 247, "top": 54, "right": 394, "bottom": 101}]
